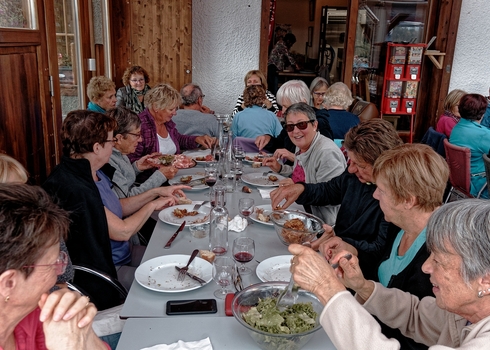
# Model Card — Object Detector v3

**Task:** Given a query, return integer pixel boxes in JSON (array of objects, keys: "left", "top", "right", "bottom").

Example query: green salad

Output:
[{"left": 242, "top": 297, "right": 318, "bottom": 334}]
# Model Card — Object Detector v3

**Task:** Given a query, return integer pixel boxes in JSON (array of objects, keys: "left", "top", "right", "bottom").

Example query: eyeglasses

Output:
[
  {"left": 129, "top": 79, "right": 145, "bottom": 84},
  {"left": 313, "top": 92, "right": 326, "bottom": 97},
  {"left": 23, "top": 251, "right": 68, "bottom": 275},
  {"left": 284, "top": 120, "right": 314, "bottom": 132},
  {"left": 127, "top": 132, "right": 141, "bottom": 138},
  {"left": 102, "top": 138, "right": 117, "bottom": 145},
  {"left": 200, "top": 95, "right": 205, "bottom": 99}
]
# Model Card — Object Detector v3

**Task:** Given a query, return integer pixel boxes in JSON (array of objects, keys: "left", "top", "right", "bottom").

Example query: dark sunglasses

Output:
[{"left": 284, "top": 120, "right": 314, "bottom": 132}]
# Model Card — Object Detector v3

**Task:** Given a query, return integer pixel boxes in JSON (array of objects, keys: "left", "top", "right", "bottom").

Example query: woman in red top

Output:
[
  {"left": 0, "top": 184, "right": 108, "bottom": 350},
  {"left": 435, "top": 89, "right": 466, "bottom": 137}
]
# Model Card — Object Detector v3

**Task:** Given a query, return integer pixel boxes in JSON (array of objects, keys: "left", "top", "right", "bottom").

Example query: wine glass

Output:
[
  {"left": 205, "top": 168, "right": 218, "bottom": 198},
  {"left": 230, "top": 160, "right": 243, "bottom": 191},
  {"left": 232, "top": 237, "right": 255, "bottom": 274},
  {"left": 212, "top": 256, "right": 235, "bottom": 299},
  {"left": 239, "top": 198, "right": 254, "bottom": 218}
]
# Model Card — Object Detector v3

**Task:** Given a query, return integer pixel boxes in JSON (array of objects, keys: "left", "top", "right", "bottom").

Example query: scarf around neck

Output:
[
  {"left": 87, "top": 101, "right": 106, "bottom": 113},
  {"left": 129, "top": 84, "right": 150, "bottom": 113}
]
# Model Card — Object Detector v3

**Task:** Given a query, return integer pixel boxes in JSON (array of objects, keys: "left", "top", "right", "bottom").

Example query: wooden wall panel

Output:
[{"left": 111, "top": 0, "right": 192, "bottom": 90}]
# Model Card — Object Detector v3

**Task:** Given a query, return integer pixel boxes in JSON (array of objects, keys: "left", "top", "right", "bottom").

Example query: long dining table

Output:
[{"left": 116, "top": 156, "right": 337, "bottom": 349}]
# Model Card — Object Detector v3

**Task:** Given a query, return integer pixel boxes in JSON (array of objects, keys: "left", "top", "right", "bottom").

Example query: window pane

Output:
[{"left": 0, "top": 0, "right": 37, "bottom": 29}]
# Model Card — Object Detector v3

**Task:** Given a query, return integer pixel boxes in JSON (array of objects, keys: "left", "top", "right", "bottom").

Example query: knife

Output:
[
  {"left": 174, "top": 266, "right": 206, "bottom": 285},
  {"left": 164, "top": 221, "right": 186, "bottom": 249}
]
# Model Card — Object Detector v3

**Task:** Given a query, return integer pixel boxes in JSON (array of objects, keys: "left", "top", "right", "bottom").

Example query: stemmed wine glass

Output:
[
  {"left": 239, "top": 198, "right": 254, "bottom": 219},
  {"left": 232, "top": 237, "right": 255, "bottom": 274},
  {"left": 212, "top": 256, "right": 236, "bottom": 299},
  {"left": 205, "top": 168, "right": 218, "bottom": 198}
]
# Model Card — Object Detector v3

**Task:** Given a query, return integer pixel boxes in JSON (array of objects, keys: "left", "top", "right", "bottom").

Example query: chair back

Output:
[
  {"left": 421, "top": 126, "right": 446, "bottom": 158},
  {"left": 443, "top": 139, "right": 472, "bottom": 199},
  {"left": 349, "top": 98, "right": 379, "bottom": 123}
]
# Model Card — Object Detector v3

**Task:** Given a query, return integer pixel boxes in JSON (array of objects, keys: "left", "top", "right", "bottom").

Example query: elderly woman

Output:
[
  {"left": 255, "top": 80, "right": 333, "bottom": 156},
  {"left": 0, "top": 184, "right": 108, "bottom": 349},
  {"left": 231, "top": 70, "right": 279, "bottom": 117},
  {"left": 231, "top": 85, "right": 283, "bottom": 140},
  {"left": 450, "top": 93, "right": 490, "bottom": 199},
  {"left": 127, "top": 83, "right": 214, "bottom": 166},
  {"left": 321, "top": 144, "right": 449, "bottom": 349},
  {"left": 107, "top": 106, "right": 185, "bottom": 197},
  {"left": 290, "top": 199, "right": 490, "bottom": 349},
  {"left": 43, "top": 110, "right": 171, "bottom": 309},
  {"left": 271, "top": 119, "right": 403, "bottom": 280},
  {"left": 116, "top": 65, "right": 151, "bottom": 114},
  {"left": 309, "top": 77, "right": 329, "bottom": 109},
  {"left": 436, "top": 89, "right": 467, "bottom": 138},
  {"left": 87, "top": 76, "right": 117, "bottom": 113},
  {"left": 323, "top": 82, "right": 360, "bottom": 139},
  {"left": 263, "top": 103, "right": 346, "bottom": 225}
]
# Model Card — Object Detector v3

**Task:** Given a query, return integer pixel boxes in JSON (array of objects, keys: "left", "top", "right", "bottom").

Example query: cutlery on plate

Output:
[
  {"left": 164, "top": 221, "right": 186, "bottom": 249},
  {"left": 262, "top": 170, "right": 272, "bottom": 176},
  {"left": 193, "top": 201, "right": 210, "bottom": 211},
  {"left": 177, "top": 249, "right": 200, "bottom": 281},
  {"left": 174, "top": 266, "right": 206, "bottom": 285}
]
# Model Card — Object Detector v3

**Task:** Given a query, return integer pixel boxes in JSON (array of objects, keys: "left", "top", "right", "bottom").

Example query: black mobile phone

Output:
[{"left": 166, "top": 299, "right": 218, "bottom": 315}]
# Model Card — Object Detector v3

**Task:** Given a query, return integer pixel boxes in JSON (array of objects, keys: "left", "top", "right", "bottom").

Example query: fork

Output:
[
  {"left": 276, "top": 242, "right": 311, "bottom": 310},
  {"left": 177, "top": 249, "right": 199, "bottom": 281},
  {"left": 193, "top": 201, "right": 209, "bottom": 211}
]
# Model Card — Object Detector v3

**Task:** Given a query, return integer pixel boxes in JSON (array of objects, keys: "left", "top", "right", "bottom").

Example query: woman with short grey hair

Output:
[{"left": 323, "top": 82, "right": 360, "bottom": 139}]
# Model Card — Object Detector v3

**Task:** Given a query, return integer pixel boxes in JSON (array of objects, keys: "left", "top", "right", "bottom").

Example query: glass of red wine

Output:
[
  {"left": 232, "top": 237, "right": 255, "bottom": 274},
  {"left": 239, "top": 198, "right": 254, "bottom": 218},
  {"left": 205, "top": 169, "right": 218, "bottom": 198}
]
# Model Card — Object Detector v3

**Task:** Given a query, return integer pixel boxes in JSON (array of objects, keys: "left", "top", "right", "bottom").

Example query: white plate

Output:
[
  {"left": 242, "top": 153, "right": 270, "bottom": 165},
  {"left": 241, "top": 173, "right": 285, "bottom": 187},
  {"left": 250, "top": 204, "right": 274, "bottom": 226},
  {"left": 183, "top": 149, "right": 214, "bottom": 164},
  {"left": 256, "top": 255, "right": 293, "bottom": 282},
  {"left": 135, "top": 255, "right": 213, "bottom": 292},
  {"left": 158, "top": 203, "right": 211, "bottom": 226},
  {"left": 168, "top": 175, "right": 209, "bottom": 191}
]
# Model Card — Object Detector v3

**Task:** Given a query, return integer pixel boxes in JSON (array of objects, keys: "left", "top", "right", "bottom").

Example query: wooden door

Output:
[
  {"left": 111, "top": 0, "right": 192, "bottom": 90},
  {"left": 0, "top": 2, "right": 59, "bottom": 184}
]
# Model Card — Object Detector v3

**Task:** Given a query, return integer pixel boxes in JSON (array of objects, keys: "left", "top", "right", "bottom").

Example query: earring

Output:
[
  {"left": 4, "top": 296, "right": 9, "bottom": 302},
  {"left": 478, "top": 290, "right": 486, "bottom": 298}
]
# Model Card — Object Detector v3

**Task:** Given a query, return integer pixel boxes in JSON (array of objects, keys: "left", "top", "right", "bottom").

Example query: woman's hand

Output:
[
  {"left": 40, "top": 290, "right": 107, "bottom": 350},
  {"left": 278, "top": 178, "right": 294, "bottom": 187},
  {"left": 195, "top": 135, "right": 215, "bottom": 149},
  {"left": 155, "top": 185, "right": 189, "bottom": 200},
  {"left": 135, "top": 152, "right": 162, "bottom": 171},
  {"left": 255, "top": 135, "right": 271, "bottom": 151},
  {"left": 270, "top": 183, "right": 304, "bottom": 209},
  {"left": 262, "top": 157, "right": 281, "bottom": 173},
  {"left": 288, "top": 244, "right": 346, "bottom": 305},
  {"left": 158, "top": 165, "right": 178, "bottom": 179},
  {"left": 152, "top": 196, "right": 176, "bottom": 210},
  {"left": 273, "top": 149, "right": 295, "bottom": 163},
  {"left": 310, "top": 224, "right": 335, "bottom": 251},
  {"left": 319, "top": 236, "right": 358, "bottom": 262}
]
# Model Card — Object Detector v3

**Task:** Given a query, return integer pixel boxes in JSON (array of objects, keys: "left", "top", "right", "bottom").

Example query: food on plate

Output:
[
  {"left": 199, "top": 250, "right": 216, "bottom": 263},
  {"left": 255, "top": 207, "right": 270, "bottom": 222},
  {"left": 245, "top": 155, "right": 265, "bottom": 162},
  {"left": 180, "top": 175, "right": 192, "bottom": 184},
  {"left": 195, "top": 154, "right": 214, "bottom": 162},
  {"left": 155, "top": 154, "right": 175, "bottom": 166},
  {"left": 281, "top": 218, "right": 310, "bottom": 244},
  {"left": 242, "top": 186, "right": 252, "bottom": 193},
  {"left": 189, "top": 215, "right": 209, "bottom": 225},
  {"left": 268, "top": 175, "right": 278, "bottom": 182},
  {"left": 242, "top": 297, "right": 317, "bottom": 334},
  {"left": 252, "top": 162, "right": 262, "bottom": 168},
  {"left": 172, "top": 154, "right": 195, "bottom": 169},
  {"left": 177, "top": 197, "right": 193, "bottom": 205},
  {"left": 172, "top": 208, "right": 199, "bottom": 218}
]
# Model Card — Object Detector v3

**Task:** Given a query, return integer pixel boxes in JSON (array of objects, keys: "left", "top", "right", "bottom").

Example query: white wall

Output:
[
  {"left": 192, "top": 0, "right": 262, "bottom": 114},
  {"left": 448, "top": 0, "right": 490, "bottom": 95}
]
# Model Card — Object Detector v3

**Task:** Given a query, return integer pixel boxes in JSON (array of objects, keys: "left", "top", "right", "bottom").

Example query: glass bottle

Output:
[{"left": 209, "top": 185, "right": 229, "bottom": 255}]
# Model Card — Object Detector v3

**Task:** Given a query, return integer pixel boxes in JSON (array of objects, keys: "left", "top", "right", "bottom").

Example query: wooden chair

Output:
[{"left": 443, "top": 139, "right": 473, "bottom": 203}]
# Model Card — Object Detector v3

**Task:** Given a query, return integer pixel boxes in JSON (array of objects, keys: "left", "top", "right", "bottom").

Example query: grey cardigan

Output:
[
  {"left": 109, "top": 149, "right": 166, "bottom": 197},
  {"left": 279, "top": 132, "right": 346, "bottom": 225}
]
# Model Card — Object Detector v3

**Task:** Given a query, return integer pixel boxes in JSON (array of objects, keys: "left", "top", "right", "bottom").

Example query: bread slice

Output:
[
  {"left": 177, "top": 197, "right": 193, "bottom": 205},
  {"left": 199, "top": 250, "right": 216, "bottom": 263}
]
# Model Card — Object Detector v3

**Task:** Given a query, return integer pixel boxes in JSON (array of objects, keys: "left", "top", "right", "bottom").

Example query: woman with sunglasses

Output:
[
  {"left": 116, "top": 65, "right": 151, "bottom": 114},
  {"left": 263, "top": 103, "right": 346, "bottom": 225},
  {"left": 0, "top": 184, "right": 109, "bottom": 350}
]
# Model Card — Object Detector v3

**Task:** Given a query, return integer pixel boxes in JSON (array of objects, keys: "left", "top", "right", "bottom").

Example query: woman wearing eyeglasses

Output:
[
  {"left": 0, "top": 184, "right": 109, "bottom": 350},
  {"left": 309, "top": 77, "right": 329, "bottom": 109},
  {"left": 116, "top": 66, "right": 151, "bottom": 114},
  {"left": 87, "top": 76, "right": 117, "bottom": 113},
  {"left": 263, "top": 102, "right": 346, "bottom": 224}
]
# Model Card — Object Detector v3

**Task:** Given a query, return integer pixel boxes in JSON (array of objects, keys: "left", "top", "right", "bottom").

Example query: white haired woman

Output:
[
  {"left": 289, "top": 198, "right": 490, "bottom": 349},
  {"left": 323, "top": 82, "right": 360, "bottom": 139}
]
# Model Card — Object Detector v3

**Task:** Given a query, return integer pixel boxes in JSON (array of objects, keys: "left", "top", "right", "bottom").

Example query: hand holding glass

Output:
[
  {"left": 232, "top": 237, "right": 255, "bottom": 274},
  {"left": 212, "top": 256, "right": 236, "bottom": 299}
]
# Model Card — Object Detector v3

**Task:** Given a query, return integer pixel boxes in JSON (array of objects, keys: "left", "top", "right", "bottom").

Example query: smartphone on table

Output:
[{"left": 166, "top": 299, "right": 218, "bottom": 315}]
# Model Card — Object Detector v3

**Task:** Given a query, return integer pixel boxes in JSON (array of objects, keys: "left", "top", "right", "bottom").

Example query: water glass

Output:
[
  {"left": 231, "top": 159, "right": 243, "bottom": 191},
  {"left": 212, "top": 256, "right": 235, "bottom": 299}
]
